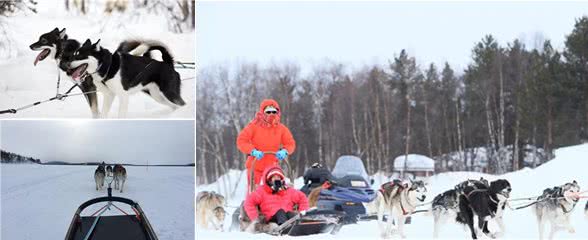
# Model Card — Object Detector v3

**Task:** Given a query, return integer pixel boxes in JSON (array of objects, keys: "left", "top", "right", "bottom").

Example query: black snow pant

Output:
[{"left": 269, "top": 209, "right": 297, "bottom": 225}]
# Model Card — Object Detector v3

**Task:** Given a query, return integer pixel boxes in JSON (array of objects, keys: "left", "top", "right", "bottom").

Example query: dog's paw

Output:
[{"left": 568, "top": 228, "right": 576, "bottom": 234}]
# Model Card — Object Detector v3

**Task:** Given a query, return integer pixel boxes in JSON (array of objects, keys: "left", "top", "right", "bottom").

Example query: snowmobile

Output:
[
  {"left": 230, "top": 152, "right": 345, "bottom": 236},
  {"left": 305, "top": 155, "right": 377, "bottom": 224},
  {"left": 64, "top": 177, "right": 158, "bottom": 240}
]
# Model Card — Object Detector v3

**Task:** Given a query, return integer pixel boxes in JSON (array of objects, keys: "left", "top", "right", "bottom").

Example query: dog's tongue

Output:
[
  {"left": 72, "top": 67, "right": 84, "bottom": 82},
  {"left": 33, "top": 49, "right": 50, "bottom": 66}
]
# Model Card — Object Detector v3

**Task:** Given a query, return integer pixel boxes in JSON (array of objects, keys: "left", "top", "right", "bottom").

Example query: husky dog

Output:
[
  {"left": 63, "top": 38, "right": 185, "bottom": 118},
  {"left": 30, "top": 28, "right": 101, "bottom": 117},
  {"left": 196, "top": 191, "right": 226, "bottom": 231},
  {"left": 457, "top": 179, "right": 511, "bottom": 239},
  {"left": 585, "top": 201, "right": 588, "bottom": 219},
  {"left": 106, "top": 165, "right": 113, "bottom": 177},
  {"left": 373, "top": 179, "right": 427, "bottom": 238},
  {"left": 94, "top": 165, "right": 106, "bottom": 190},
  {"left": 534, "top": 181, "right": 581, "bottom": 240},
  {"left": 31, "top": 28, "right": 177, "bottom": 118},
  {"left": 432, "top": 178, "right": 490, "bottom": 238},
  {"left": 113, "top": 164, "right": 127, "bottom": 193}
]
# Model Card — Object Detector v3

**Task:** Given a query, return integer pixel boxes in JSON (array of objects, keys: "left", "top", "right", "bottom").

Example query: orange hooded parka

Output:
[{"left": 236, "top": 99, "right": 296, "bottom": 189}]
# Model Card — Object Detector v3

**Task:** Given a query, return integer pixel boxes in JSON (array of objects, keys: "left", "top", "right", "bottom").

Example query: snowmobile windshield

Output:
[{"left": 331, "top": 155, "right": 369, "bottom": 182}]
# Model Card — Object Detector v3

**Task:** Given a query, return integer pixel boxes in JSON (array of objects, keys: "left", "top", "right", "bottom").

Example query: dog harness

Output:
[{"left": 379, "top": 181, "right": 412, "bottom": 215}]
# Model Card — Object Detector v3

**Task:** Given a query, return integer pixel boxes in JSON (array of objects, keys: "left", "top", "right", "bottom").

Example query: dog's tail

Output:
[
  {"left": 145, "top": 45, "right": 174, "bottom": 65},
  {"left": 117, "top": 39, "right": 175, "bottom": 65}
]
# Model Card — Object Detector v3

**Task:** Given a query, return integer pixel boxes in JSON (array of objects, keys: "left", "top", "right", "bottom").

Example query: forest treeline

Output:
[{"left": 196, "top": 16, "right": 588, "bottom": 184}]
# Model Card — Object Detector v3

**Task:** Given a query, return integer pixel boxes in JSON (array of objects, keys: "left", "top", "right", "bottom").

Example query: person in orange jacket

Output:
[{"left": 237, "top": 99, "right": 296, "bottom": 191}]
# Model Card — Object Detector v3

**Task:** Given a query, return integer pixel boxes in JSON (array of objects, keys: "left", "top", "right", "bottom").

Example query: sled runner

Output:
[
  {"left": 64, "top": 185, "right": 158, "bottom": 240},
  {"left": 267, "top": 209, "right": 345, "bottom": 236}
]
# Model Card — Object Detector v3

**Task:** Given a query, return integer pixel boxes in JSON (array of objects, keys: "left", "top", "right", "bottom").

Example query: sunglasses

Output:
[{"left": 265, "top": 110, "right": 278, "bottom": 114}]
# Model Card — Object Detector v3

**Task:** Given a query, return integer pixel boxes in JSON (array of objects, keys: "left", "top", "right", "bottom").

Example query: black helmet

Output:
[{"left": 311, "top": 162, "right": 322, "bottom": 168}]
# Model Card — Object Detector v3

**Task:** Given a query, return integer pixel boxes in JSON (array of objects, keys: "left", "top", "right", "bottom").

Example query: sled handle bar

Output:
[
  {"left": 248, "top": 152, "right": 293, "bottom": 194},
  {"left": 65, "top": 196, "right": 158, "bottom": 240}
]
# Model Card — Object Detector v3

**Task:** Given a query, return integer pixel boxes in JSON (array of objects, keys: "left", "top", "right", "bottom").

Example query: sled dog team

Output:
[
  {"left": 30, "top": 27, "right": 186, "bottom": 118},
  {"left": 197, "top": 176, "right": 586, "bottom": 240},
  {"left": 94, "top": 162, "right": 126, "bottom": 193}
]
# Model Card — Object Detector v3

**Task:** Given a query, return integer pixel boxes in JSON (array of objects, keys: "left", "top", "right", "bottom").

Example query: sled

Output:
[
  {"left": 230, "top": 204, "right": 344, "bottom": 236},
  {"left": 268, "top": 209, "right": 345, "bottom": 236},
  {"left": 64, "top": 186, "right": 158, "bottom": 240}
]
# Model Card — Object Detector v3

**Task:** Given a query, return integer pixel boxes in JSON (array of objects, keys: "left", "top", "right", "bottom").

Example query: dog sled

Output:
[
  {"left": 64, "top": 185, "right": 158, "bottom": 240},
  {"left": 230, "top": 203, "right": 345, "bottom": 236},
  {"left": 230, "top": 152, "right": 345, "bottom": 236},
  {"left": 306, "top": 155, "right": 377, "bottom": 224}
]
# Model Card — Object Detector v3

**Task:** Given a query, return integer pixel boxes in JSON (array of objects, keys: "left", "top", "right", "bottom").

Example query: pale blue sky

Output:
[
  {"left": 1, "top": 121, "right": 194, "bottom": 164},
  {"left": 197, "top": 1, "right": 588, "bottom": 72}
]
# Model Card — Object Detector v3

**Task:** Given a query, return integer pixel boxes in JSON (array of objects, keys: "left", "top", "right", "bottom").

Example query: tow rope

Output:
[{"left": 0, "top": 62, "right": 195, "bottom": 115}]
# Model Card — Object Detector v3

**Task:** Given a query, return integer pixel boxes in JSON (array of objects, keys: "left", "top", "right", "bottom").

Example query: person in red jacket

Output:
[
  {"left": 244, "top": 166, "right": 309, "bottom": 227},
  {"left": 237, "top": 99, "right": 296, "bottom": 191}
]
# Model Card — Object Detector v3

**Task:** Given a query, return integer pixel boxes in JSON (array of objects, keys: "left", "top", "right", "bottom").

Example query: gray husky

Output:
[
  {"left": 196, "top": 191, "right": 226, "bottom": 231},
  {"left": 113, "top": 164, "right": 127, "bottom": 193},
  {"left": 94, "top": 165, "right": 106, "bottom": 190},
  {"left": 372, "top": 179, "right": 428, "bottom": 239},
  {"left": 534, "top": 180, "right": 581, "bottom": 240}
]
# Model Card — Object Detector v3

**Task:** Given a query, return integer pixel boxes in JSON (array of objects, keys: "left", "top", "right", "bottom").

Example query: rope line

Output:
[{"left": 0, "top": 65, "right": 194, "bottom": 115}]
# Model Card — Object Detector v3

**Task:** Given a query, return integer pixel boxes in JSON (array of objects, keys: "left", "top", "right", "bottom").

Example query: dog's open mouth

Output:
[
  {"left": 71, "top": 63, "right": 88, "bottom": 82},
  {"left": 34, "top": 49, "right": 50, "bottom": 66}
]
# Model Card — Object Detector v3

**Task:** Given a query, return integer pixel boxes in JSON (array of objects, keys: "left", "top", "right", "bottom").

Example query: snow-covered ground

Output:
[
  {"left": 1, "top": 164, "right": 195, "bottom": 240},
  {"left": 0, "top": 1, "right": 194, "bottom": 118},
  {"left": 196, "top": 143, "right": 588, "bottom": 239}
]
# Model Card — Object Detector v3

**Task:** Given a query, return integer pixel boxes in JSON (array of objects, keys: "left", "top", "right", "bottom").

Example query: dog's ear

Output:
[
  {"left": 573, "top": 180, "right": 577, "bottom": 184},
  {"left": 59, "top": 28, "right": 67, "bottom": 39},
  {"left": 93, "top": 39, "right": 101, "bottom": 51},
  {"left": 83, "top": 39, "right": 92, "bottom": 47},
  {"left": 52, "top": 27, "right": 59, "bottom": 33}
]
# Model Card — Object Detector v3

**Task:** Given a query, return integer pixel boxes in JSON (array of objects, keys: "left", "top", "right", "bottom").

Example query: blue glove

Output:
[
  {"left": 251, "top": 149, "right": 264, "bottom": 160},
  {"left": 276, "top": 149, "right": 288, "bottom": 161}
]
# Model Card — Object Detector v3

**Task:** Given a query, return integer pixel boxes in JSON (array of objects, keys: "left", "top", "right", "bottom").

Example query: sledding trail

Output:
[{"left": 1, "top": 164, "right": 194, "bottom": 240}]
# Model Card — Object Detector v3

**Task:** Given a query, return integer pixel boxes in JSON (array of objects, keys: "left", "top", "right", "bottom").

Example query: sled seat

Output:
[{"left": 69, "top": 215, "right": 151, "bottom": 240}]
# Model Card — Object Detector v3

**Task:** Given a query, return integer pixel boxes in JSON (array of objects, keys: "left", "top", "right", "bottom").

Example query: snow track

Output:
[{"left": 1, "top": 164, "right": 194, "bottom": 240}]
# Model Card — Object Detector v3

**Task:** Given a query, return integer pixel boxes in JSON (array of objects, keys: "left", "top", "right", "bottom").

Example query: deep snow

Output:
[
  {"left": 196, "top": 143, "right": 588, "bottom": 239},
  {"left": 0, "top": 1, "right": 195, "bottom": 118},
  {"left": 0, "top": 164, "right": 195, "bottom": 240}
]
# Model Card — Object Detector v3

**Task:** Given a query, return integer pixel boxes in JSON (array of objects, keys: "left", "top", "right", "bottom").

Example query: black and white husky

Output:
[
  {"left": 29, "top": 28, "right": 101, "bottom": 117},
  {"left": 534, "top": 181, "right": 581, "bottom": 240},
  {"left": 64, "top": 39, "right": 185, "bottom": 118},
  {"left": 431, "top": 178, "right": 489, "bottom": 238},
  {"left": 31, "top": 28, "right": 182, "bottom": 118},
  {"left": 456, "top": 179, "right": 511, "bottom": 239}
]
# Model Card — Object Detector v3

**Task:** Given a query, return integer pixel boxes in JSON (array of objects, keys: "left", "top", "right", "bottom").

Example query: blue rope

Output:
[{"left": 83, "top": 203, "right": 110, "bottom": 240}]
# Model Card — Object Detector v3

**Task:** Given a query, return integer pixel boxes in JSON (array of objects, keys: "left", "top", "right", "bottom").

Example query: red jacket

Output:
[
  {"left": 244, "top": 166, "right": 309, "bottom": 221},
  {"left": 237, "top": 99, "right": 296, "bottom": 185}
]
